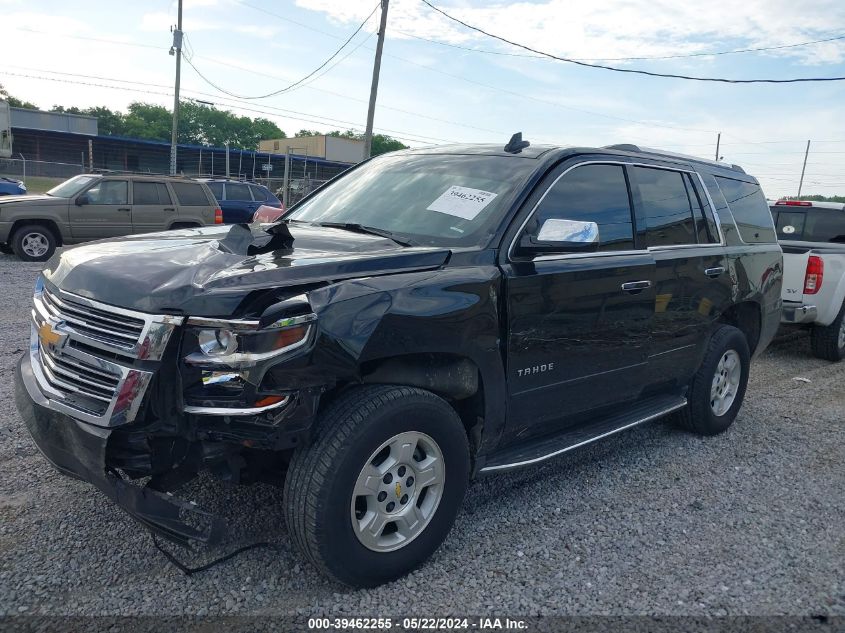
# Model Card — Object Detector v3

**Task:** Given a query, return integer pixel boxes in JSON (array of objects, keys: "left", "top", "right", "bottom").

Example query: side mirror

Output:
[
  {"left": 75, "top": 194, "right": 90, "bottom": 206},
  {"left": 517, "top": 218, "right": 599, "bottom": 254}
]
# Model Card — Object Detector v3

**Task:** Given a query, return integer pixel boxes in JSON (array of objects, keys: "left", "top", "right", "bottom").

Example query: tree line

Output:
[{"left": 1, "top": 84, "right": 408, "bottom": 156}]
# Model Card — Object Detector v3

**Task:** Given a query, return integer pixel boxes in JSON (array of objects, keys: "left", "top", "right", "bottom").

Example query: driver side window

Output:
[
  {"left": 528, "top": 164, "right": 635, "bottom": 252},
  {"left": 86, "top": 180, "right": 128, "bottom": 205}
]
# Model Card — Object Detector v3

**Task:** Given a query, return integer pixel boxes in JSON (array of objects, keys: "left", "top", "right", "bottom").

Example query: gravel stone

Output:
[{"left": 0, "top": 254, "right": 842, "bottom": 616}]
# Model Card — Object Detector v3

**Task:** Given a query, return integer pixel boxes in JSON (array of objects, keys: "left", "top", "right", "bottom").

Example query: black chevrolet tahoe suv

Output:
[{"left": 15, "top": 138, "right": 782, "bottom": 587}]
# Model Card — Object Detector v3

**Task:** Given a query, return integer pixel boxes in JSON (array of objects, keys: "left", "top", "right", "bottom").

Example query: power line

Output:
[
  {"left": 8, "top": 27, "right": 167, "bottom": 50},
  {"left": 395, "top": 27, "right": 845, "bottom": 62},
  {"left": 419, "top": 0, "right": 845, "bottom": 84},
  {"left": 0, "top": 69, "right": 447, "bottom": 146},
  {"left": 183, "top": 2, "right": 380, "bottom": 100},
  {"left": 235, "top": 0, "right": 717, "bottom": 134}
]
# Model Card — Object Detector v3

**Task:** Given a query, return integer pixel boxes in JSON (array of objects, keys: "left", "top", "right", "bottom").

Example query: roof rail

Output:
[{"left": 602, "top": 144, "right": 746, "bottom": 174}]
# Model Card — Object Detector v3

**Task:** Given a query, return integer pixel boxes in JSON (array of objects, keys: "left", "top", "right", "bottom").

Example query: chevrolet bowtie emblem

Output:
[
  {"left": 395, "top": 482, "right": 402, "bottom": 498},
  {"left": 38, "top": 321, "right": 67, "bottom": 350}
]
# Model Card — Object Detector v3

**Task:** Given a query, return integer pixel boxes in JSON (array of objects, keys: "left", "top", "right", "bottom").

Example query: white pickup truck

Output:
[{"left": 770, "top": 199, "right": 845, "bottom": 360}]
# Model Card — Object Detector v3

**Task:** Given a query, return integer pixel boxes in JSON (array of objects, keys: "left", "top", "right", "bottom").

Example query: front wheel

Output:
[
  {"left": 284, "top": 385, "right": 469, "bottom": 587},
  {"left": 11, "top": 224, "right": 57, "bottom": 262},
  {"left": 676, "top": 325, "right": 750, "bottom": 435}
]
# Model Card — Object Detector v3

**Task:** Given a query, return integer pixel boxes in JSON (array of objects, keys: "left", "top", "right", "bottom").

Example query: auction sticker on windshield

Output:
[{"left": 427, "top": 186, "right": 498, "bottom": 221}]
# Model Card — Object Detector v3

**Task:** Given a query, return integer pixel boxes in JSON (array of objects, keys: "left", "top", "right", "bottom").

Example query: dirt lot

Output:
[{"left": 0, "top": 254, "right": 842, "bottom": 617}]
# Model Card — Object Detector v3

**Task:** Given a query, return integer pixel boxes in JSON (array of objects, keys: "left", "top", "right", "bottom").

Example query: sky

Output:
[{"left": 2, "top": 0, "right": 845, "bottom": 198}]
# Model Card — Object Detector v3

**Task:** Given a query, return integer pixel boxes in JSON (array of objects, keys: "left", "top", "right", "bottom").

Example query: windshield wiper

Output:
[{"left": 306, "top": 222, "right": 416, "bottom": 247}]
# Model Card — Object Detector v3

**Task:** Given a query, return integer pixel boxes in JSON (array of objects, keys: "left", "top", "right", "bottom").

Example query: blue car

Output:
[
  {"left": 198, "top": 179, "right": 282, "bottom": 224},
  {"left": 0, "top": 177, "right": 26, "bottom": 196}
]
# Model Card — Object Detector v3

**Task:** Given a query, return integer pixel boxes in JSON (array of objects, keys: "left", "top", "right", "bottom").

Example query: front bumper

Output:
[
  {"left": 15, "top": 354, "right": 226, "bottom": 547},
  {"left": 782, "top": 303, "right": 817, "bottom": 324}
]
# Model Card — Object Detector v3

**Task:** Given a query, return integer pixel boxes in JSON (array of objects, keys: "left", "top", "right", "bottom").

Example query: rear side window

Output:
[
  {"left": 631, "top": 166, "right": 697, "bottom": 247},
  {"left": 171, "top": 182, "right": 210, "bottom": 206},
  {"left": 773, "top": 209, "right": 806, "bottom": 240},
  {"left": 806, "top": 211, "right": 845, "bottom": 243},
  {"left": 533, "top": 164, "right": 634, "bottom": 251},
  {"left": 685, "top": 174, "right": 719, "bottom": 244},
  {"left": 226, "top": 183, "right": 252, "bottom": 201},
  {"left": 133, "top": 181, "right": 172, "bottom": 205},
  {"left": 207, "top": 182, "right": 224, "bottom": 200},
  {"left": 249, "top": 184, "right": 271, "bottom": 202},
  {"left": 715, "top": 177, "right": 776, "bottom": 243}
]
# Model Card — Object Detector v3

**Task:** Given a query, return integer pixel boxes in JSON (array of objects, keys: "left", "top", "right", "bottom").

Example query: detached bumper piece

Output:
[
  {"left": 15, "top": 357, "right": 226, "bottom": 548},
  {"left": 782, "top": 303, "right": 818, "bottom": 324}
]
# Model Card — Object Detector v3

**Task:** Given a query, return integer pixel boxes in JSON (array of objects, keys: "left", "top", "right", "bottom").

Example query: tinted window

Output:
[
  {"left": 773, "top": 209, "right": 806, "bottom": 240},
  {"left": 226, "top": 183, "right": 252, "bottom": 201},
  {"left": 133, "top": 181, "right": 172, "bottom": 205},
  {"left": 715, "top": 177, "right": 777, "bottom": 243},
  {"left": 171, "top": 182, "right": 210, "bottom": 206},
  {"left": 249, "top": 184, "right": 271, "bottom": 202},
  {"left": 685, "top": 174, "right": 719, "bottom": 244},
  {"left": 86, "top": 180, "right": 128, "bottom": 205},
  {"left": 207, "top": 182, "right": 224, "bottom": 200},
  {"left": 157, "top": 183, "right": 172, "bottom": 205},
  {"left": 532, "top": 164, "right": 634, "bottom": 251},
  {"left": 802, "top": 210, "right": 845, "bottom": 243},
  {"left": 632, "top": 167, "right": 696, "bottom": 247}
]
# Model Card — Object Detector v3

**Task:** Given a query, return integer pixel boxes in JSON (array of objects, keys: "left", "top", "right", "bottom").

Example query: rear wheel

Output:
[
  {"left": 284, "top": 385, "right": 469, "bottom": 587},
  {"left": 676, "top": 325, "right": 750, "bottom": 435},
  {"left": 810, "top": 301, "right": 845, "bottom": 362},
  {"left": 11, "top": 224, "right": 57, "bottom": 262}
]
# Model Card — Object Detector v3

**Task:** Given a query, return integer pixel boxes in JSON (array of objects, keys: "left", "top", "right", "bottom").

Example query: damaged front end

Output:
[{"left": 15, "top": 274, "right": 322, "bottom": 548}]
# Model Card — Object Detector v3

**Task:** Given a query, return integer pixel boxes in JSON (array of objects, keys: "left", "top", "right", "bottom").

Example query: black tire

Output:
[
  {"left": 11, "top": 224, "right": 57, "bottom": 262},
  {"left": 169, "top": 222, "right": 200, "bottom": 231},
  {"left": 284, "top": 385, "right": 469, "bottom": 587},
  {"left": 676, "top": 325, "right": 750, "bottom": 436},
  {"left": 810, "top": 301, "right": 845, "bottom": 362}
]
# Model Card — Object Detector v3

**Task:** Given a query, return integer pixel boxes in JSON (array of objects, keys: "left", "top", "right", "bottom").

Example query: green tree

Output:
[
  {"left": 370, "top": 133, "right": 408, "bottom": 156},
  {"left": 0, "top": 83, "right": 37, "bottom": 109}
]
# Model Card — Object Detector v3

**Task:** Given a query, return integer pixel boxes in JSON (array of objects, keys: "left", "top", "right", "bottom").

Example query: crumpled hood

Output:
[{"left": 43, "top": 224, "right": 450, "bottom": 316}]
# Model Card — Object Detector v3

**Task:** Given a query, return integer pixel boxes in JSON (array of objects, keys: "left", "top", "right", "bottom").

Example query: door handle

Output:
[
  {"left": 705, "top": 266, "right": 726, "bottom": 278},
  {"left": 163, "top": 207, "right": 175, "bottom": 212},
  {"left": 621, "top": 280, "right": 652, "bottom": 293},
  {"left": 117, "top": 207, "right": 130, "bottom": 212}
]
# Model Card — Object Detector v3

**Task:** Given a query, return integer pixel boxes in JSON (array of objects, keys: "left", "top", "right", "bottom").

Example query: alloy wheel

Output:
[
  {"left": 710, "top": 349, "right": 741, "bottom": 417},
  {"left": 350, "top": 431, "right": 445, "bottom": 552},
  {"left": 21, "top": 232, "right": 49, "bottom": 258}
]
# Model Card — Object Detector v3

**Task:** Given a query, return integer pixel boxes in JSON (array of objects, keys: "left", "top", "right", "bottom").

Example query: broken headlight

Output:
[{"left": 184, "top": 314, "right": 316, "bottom": 368}]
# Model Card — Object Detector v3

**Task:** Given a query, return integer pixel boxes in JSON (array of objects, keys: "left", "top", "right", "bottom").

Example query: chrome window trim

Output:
[{"left": 506, "top": 160, "right": 727, "bottom": 263}]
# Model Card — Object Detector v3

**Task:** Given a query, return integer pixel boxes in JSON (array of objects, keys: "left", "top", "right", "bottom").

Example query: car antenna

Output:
[{"left": 504, "top": 132, "right": 530, "bottom": 154}]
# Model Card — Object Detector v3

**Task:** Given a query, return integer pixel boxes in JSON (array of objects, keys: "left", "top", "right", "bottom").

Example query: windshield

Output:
[
  {"left": 47, "top": 175, "right": 98, "bottom": 198},
  {"left": 286, "top": 153, "right": 536, "bottom": 247}
]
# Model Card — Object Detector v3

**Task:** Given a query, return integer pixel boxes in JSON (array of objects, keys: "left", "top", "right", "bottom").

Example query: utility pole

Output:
[
  {"left": 169, "top": 0, "right": 183, "bottom": 176},
  {"left": 225, "top": 142, "right": 230, "bottom": 178},
  {"left": 715, "top": 132, "right": 721, "bottom": 161},
  {"left": 797, "top": 140, "right": 811, "bottom": 199},
  {"left": 363, "top": 0, "right": 389, "bottom": 159},
  {"left": 283, "top": 148, "right": 291, "bottom": 209}
]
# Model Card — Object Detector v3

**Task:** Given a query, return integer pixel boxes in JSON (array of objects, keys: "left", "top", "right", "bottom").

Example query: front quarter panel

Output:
[{"left": 266, "top": 263, "right": 507, "bottom": 450}]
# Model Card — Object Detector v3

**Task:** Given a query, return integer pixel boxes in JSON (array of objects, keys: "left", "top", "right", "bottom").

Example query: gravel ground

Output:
[{"left": 0, "top": 253, "right": 842, "bottom": 617}]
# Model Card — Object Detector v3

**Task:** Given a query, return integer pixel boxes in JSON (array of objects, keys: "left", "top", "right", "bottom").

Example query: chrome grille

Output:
[
  {"left": 38, "top": 343, "right": 120, "bottom": 416},
  {"left": 41, "top": 286, "right": 145, "bottom": 351},
  {"left": 27, "top": 278, "right": 184, "bottom": 427}
]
